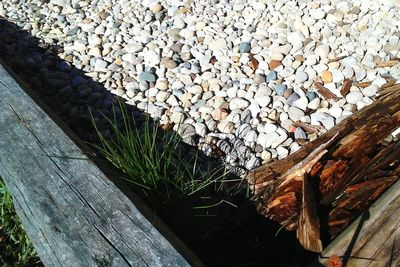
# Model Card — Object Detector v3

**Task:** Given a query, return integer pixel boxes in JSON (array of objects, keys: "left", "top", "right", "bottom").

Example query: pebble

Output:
[
  {"left": 254, "top": 73, "right": 266, "bottom": 84},
  {"left": 229, "top": 98, "right": 250, "bottom": 110},
  {"left": 269, "top": 60, "right": 282, "bottom": 70},
  {"left": 362, "top": 84, "right": 379, "bottom": 97},
  {"left": 293, "top": 97, "right": 308, "bottom": 111},
  {"left": 346, "top": 92, "right": 364, "bottom": 104},
  {"left": 315, "top": 44, "right": 330, "bottom": 59},
  {"left": 311, "top": 112, "right": 335, "bottom": 130},
  {"left": 321, "top": 70, "right": 333, "bottom": 83},
  {"left": 212, "top": 108, "right": 229, "bottom": 121},
  {"left": 258, "top": 132, "right": 280, "bottom": 149},
  {"left": 288, "top": 107, "right": 305, "bottom": 121},
  {"left": 209, "top": 38, "right": 226, "bottom": 51},
  {"left": 294, "top": 127, "right": 307, "bottom": 139},
  {"left": 295, "top": 71, "right": 308, "bottom": 83},
  {"left": 308, "top": 97, "right": 321, "bottom": 109},
  {"left": 178, "top": 124, "right": 196, "bottom": 139},
  {"left": 163, "top": 59, "right": 178, "bottom": 69},
  {"left": 275, "top": 84, "right": 287, "bottom": 96},
  {"left": 390, "top": 63, "right": 400, "bottom": 80},
  {"left": 287, "top": 93, "right": 300, "bottom": 106},
  {"left": 239, "top": 42, "right": 251, "bottom": 53},
  {"left": 331, "top": 69, "right": 344, "bottom": 83},
  {"left": 266, "top": 71, "right": 278, "bottom": 81},
  {"left": 306, "top": 91, "right": 317, "bottom": 101},
  {"left": 139, "top": 72, "right": 156, "bottom": 82},
  {"left": 218, "top": 121, "right": 234, "bottom": 134},
  {"left": 155, "top": 79, "right": 168, "bottom": 90}
]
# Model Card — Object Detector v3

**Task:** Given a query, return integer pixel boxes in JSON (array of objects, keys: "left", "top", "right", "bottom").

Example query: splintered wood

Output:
[
  {"left": 314, "top": 82, "right": 337, "bottom": 99},
  {"left": 247, "top": 84, "right": 400, "bottom": 253}
]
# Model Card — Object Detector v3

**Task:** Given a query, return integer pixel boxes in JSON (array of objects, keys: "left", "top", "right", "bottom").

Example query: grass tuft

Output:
[
  {"left": 0, "top": 178, "right": 41, "bottom": 266},
  {"left": 90, "top": 102, "right": 229, "bottom": 199}
]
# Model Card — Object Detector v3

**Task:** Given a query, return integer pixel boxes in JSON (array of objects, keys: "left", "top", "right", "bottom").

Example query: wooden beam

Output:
[
  {"left": 318, "top": 177, "right": 400, "bottom": 267},
  {"left": 0, "top": 62, "right": 194, "bottom": 266}
]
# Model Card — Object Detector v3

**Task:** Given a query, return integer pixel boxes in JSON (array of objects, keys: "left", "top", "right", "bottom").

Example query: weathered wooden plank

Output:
[
  {"left": 319, "top": 177, "right": 400, "bottom": 266},
  {"left": 0, "top": 62, "right": 193, "bottom": 266}
]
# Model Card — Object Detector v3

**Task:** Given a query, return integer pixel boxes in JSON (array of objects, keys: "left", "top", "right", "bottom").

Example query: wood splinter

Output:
[{"left": 314, "top": 82, "right": 337, "bottom": 99}]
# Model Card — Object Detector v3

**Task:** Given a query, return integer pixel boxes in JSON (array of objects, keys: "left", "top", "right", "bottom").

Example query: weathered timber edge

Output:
[
  {"left": 316, "top": 164, "right": 400, "bottom": 267},
  {"left": 0, "top": 61, "right": 201, "bottom": 266}
]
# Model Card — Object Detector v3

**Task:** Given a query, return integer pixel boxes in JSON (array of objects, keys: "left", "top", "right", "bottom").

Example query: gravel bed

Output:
[{"left": 1, "top": 0, "right": 400, "bottom": 176}]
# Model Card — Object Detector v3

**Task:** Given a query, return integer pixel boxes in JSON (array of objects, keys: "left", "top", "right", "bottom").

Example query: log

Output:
[
  {"left": 247, "top": 84, "right": 400, "bottom": 251},
  {"left": 0, "top": 61, "right": 197, "bottom": 266}
]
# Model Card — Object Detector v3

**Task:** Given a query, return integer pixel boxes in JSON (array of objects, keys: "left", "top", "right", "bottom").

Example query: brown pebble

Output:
[
  {"left": 114, "top": 58, "right": 123, "bottom": 65},
  {"left": 321, "top": 70, "right": 333, "bottom": 83},
  {"left": 212, "top": 108, "right": 230, "bottom": 121},
  {"left": 351, "top": 6, "right": 361, "bottom": 15},
  {"left": 294, "top": 55, "right": 305, "bottom": 61},
  {"left": 170, "top": 42, "right": 183, "bottom": 52},
  {"left": 283, "top": 88, "right": 293, "bottom": 98},
  {"left": 269, "top": 60, "right": 282, "bottom": 70},
  {"left": 161, "top": 58, "right": 178, "bottom": 69}
]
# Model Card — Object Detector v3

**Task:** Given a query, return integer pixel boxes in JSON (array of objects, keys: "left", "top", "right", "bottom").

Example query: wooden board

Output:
[
  {"left": 0, "top": 62, "right": 194, "bottom": 266},
  {"left": 318, "top": 177, "right": 400, "bottom": 267}
]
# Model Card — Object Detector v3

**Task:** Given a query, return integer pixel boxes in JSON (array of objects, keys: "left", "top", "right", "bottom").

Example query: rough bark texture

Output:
[
  {"left": 0, "top": 61, "right": 194, "bottom": 266},
  {"left": 247, "top": 83, "right": 400, "bottom": 250}
]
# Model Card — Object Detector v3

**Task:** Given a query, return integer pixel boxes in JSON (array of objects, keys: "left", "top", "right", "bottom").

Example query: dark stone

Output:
[{"left": 71, "top": 76, "right": 87, "bottom": 88}]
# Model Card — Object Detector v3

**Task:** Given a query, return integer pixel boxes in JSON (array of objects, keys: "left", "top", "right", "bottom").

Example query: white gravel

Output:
[{"left": 1, "top": 0, "right": 399, "bottom": 174}]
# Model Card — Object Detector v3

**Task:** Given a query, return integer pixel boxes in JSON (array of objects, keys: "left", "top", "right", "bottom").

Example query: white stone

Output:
[
  {"left": 346, "top": 92, "right": 363, "bottom": 104},
  {"left": 295, "top": 71, "right": 308, "bottom": 83},
  {"left": 209, "top": 38, "right": 226, "bottom": 51},
  {"left": 308, "top": 98, "right": 320, "bottom": 110},
  {"left": 331, "top": 69, "right": 344, "bottom": 83},
  {"left": 288, "top": 107, "right": 305, "bottom": 121},
  {"left": 342, "top": 66, "right": 354, "bottom": 78},
  {"left": 271, "top": 128, "right": 288, "bottom": 148},
  {"left": 255, "top": 96, "right": 271, "bottom": 107},
  {"left": 188, "top": 85, "right": 203, "bottom": 94},
  {"left": 195, "top": 122, "right": 207, "bottom": 137},
  {"left": 329, "top": 107, "right": 343, "bottom": 118},
  {"left": 143, "top": 50, "right": 160, "bottom": 67},
  {"left": 362, "top": 84, "right": 379, "bottom": 97},
  {"left": 315, "top": 44, "right": 330, "bottom": 60},
  {"left": 156, "top": 91, "right": 170, "bottom": 102},
  {"left": 390, "top": 63, "right": 400, "bottom": 80},
  {"left": 217, "top": 121, "right": 234, "bottom": 134},
  {"left": 277, "top": 147, "right": 289, "bottom": 158},
  {"left": 229, "top": 97, "right": 250, "bottom": 109},
  {"left": 311, "top": 112, "right": 335, "bottom": 130},
  {"left": 372, "top": 77, "right": 387, "bottom": 87},
  {"left": 293, "top": 97, "right": 308, "bottom": 111},
  {"left": 264, "top": 123, "right": 278, "bottom": 133},
  {"left": 310, "top": 9, "right": 326, "bottom": 20},
  {"left": 257, "top": 132, "right": 280, "bottom": 149}
]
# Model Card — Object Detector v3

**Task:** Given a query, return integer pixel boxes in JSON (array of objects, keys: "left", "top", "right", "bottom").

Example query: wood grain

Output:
[
  {"left": 319, "top": 178, "right": 400, "bottom": 267},
  {"left": 0, "top": 63, "right": 192, "bottom": 266}
]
